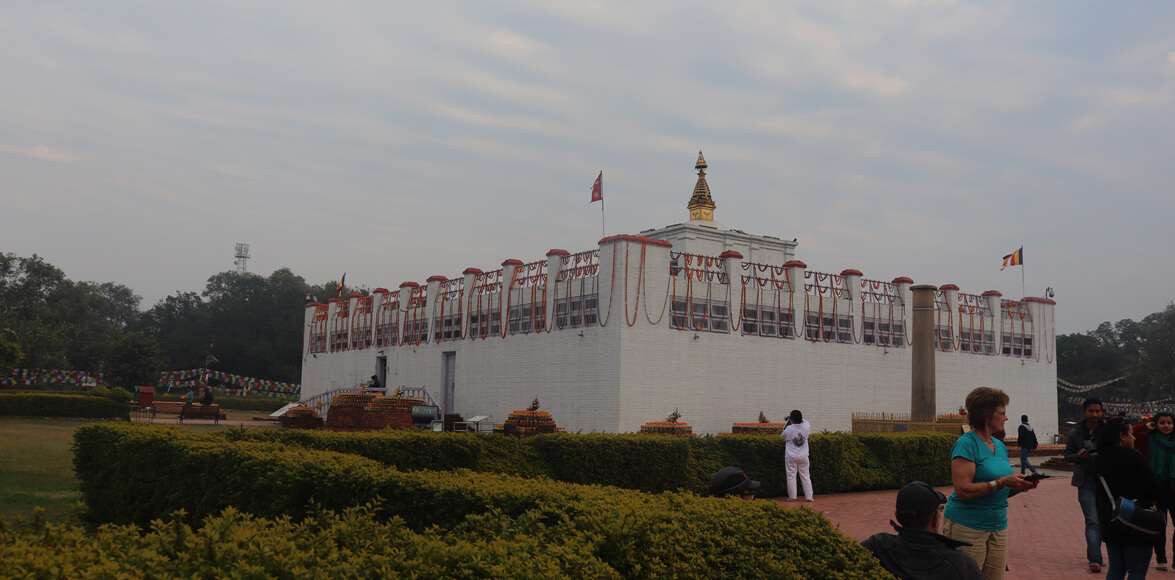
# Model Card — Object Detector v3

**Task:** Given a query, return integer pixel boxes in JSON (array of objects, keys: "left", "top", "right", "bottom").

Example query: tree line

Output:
[
  {"left": 0, "top": 252, "right": 344, "bottom": 387},
  {"left": 1057, "top": 304, "right": 1175, "bottom": 401}
]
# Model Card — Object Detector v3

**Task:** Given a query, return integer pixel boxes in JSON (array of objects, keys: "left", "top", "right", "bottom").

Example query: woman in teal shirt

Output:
[{"left": 944, "top": 387, "right": 1038, "bottom": 580}]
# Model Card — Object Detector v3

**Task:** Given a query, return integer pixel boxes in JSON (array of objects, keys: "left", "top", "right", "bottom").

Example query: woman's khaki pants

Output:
[{"left": 943, "top": 518, "right": 1009, "bottom": 580}]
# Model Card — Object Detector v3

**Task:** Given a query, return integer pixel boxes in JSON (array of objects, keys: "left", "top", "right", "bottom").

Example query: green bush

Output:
[
  {"left": 91, "top": 386, "right": 133, "bottom": 403},
  {"left": 0, "top": 392, "right": 129, "bottom": 419},
  {"left": 0, "top": 506, "right": 619, "bottom": 579},
  {"left": 226, "top": 428, "right": 956, "bottom": 494},
  {"left": 156, "top": 392, "right": 293, "bottom": 412},
  {"left": 73, "top": 423, "right": 892, "bottom": 579}
]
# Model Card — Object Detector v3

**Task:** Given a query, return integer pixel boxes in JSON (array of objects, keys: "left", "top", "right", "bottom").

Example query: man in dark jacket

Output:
[
  {"left": 1065, "top": 397, "right": 1105, "bottom": 573},
  {"left": 1017, "top": 414, "right": 1040, "bottom": 475},
  {"left": 862, "top": 481, "right": 981, "bottom": 580}
]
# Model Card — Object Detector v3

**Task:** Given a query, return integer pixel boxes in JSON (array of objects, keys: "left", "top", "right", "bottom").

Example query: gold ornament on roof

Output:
[{"left": 687, "top": 150, "right": 716, "bottom": 222}]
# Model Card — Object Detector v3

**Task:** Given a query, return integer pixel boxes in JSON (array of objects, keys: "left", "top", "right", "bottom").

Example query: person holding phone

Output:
[
  {"left": 943, "top": 387, "right": 1038, "bottom": 580},
  {"left": 1066, "top": 397, "right": 1106, "bottom": 573}
]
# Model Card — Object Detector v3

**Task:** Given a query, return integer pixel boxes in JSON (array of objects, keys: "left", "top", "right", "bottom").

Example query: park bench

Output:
[{"left": 148, "top": 401, "right": 226, "bottom": 424}]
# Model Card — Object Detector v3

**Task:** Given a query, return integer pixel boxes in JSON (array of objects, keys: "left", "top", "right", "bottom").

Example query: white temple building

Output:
[{"left": 300, "top": 153, "right": 1058, "bottom": 439}]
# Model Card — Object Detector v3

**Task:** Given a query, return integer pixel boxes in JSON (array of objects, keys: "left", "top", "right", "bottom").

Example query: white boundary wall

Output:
[{"left": 300, "top": 234, "right": 1058, "bottom": 440}]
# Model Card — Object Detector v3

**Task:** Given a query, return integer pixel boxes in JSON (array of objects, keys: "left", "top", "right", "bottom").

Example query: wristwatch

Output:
[{"left": 988, "top": 480, "right": 998, "bottom": 492}]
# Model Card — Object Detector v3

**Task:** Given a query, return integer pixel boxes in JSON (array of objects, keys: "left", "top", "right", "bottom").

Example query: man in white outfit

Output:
[{"left": 782, "top": 409, "right": 813, "bottom": 502}]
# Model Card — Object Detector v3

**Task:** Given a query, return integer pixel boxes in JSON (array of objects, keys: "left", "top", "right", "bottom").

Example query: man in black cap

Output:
[
  {"left": 862, "top": 481, "right": 981, "bottom": 580},
  {"left": 709, "top": 466, "right": 761, "bottom": 499}
]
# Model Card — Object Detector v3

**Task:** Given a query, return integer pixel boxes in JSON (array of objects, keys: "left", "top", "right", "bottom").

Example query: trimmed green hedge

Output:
[
  {"left": 0, "top": 392, "right": 129, "bottom": 419},
  {"left": 74, "top": 423, "right": 892, "bottom": 579},
  {"left": 0, "top": 506, "right": 619, "bottom": 579},
  {"left": 225, "top": 428, "right": 956, "bottom": 494},
  {"left": 156, "top": 392, "right": 294, "bottom": 412}
]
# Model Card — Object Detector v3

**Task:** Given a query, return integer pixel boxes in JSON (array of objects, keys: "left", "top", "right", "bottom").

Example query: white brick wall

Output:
[{"left": 300, "top": 234, "right": 1058, "bottom": 440}]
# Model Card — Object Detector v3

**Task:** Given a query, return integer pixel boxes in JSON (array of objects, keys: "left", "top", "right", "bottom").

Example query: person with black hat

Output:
[
  {"left": 862, "top": 481, "right": 982, "bottom": 580},
  {"left": 709, "top": 466, "right": 761, "bottom": 499}
]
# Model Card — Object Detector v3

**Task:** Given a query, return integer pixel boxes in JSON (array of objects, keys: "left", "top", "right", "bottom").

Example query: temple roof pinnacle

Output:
[{"left": 687, "top": 150, "right": 716, "bottom": 222}]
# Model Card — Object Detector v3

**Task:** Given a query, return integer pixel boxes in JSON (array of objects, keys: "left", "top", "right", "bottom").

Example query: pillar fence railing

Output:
[
  {"left": 804, "top": 270, "right": 851, "bottom": 343},
  {"left": 860, "top": 278, "right": 904, "bottom": 348},
  {"left": 738, "top": 261, "right": 795, "bottom": 338},
  {"left": 669, "top": 252, "right": 730, "bottom": 333},
  {"left": 373, "top": 290, "right": 399, "bottom": 348},
  {"left": 301, "top": 241, "right": 1055, "bottom": 364},
  {"left": 468, "top": 269, "right": 503, "bottom": 339},
  {"left": 433, "top": 278, "right": 465, "bottom": 343},
  {"left": 507, "top": 260, "right": 548, "bottom": 335},
  {"left": 933, "top": 288, "right": 956, "bottom": 352},
  {"left": 957, "top": 293, "right": 994, "bottom": 355},
  {"left": 328, "top": 298, "right": 350, "bottom": 352},
  {"left": 1000, "top": 299, "right": 1033, "bottom": 359},
  {"left": 555, "top": 249, "right": 599, "bottom": 329},
  {"left": 350, "top": 294, "right": 374, "bottom": 350},
  {"left": 309, "top": 303, "right": 329, "bottom": 353}
]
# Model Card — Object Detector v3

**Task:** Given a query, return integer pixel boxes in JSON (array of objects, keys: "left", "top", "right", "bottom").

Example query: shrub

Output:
[
  {"left": 73, "top": 423, "right": 892, "bottom": 579},
  {"left": 0, "top": 392, "right": 129, "bottom": 419},
  {"left": 156, "top": 392, "right": 294, "bottom": 412},
  {"left": 91, "top": 386, "right": 133, "bottom": 403},
  {"left": 0, "top": 506, "right": 620, "bottom": 579},
  {"left": 225, "top": 428, "right": 957, "bottom": 494}
]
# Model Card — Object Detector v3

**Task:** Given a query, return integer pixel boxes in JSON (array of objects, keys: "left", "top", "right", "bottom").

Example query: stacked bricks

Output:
[
  {"left": 732, "top": 411, "right": 787, "bottom": 435},
  {"left": 325, "top": 393, "right": 374, "bottom": 431},
  {"left": 640, "top": 409, "right": 693, "bottom": 436},
  {"left": 503, "top": 398, "right": 558, "bottom": 436}
]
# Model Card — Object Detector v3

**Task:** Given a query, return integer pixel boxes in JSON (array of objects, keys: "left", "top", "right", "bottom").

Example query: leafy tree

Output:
[
  {"left": 106, "top": 331, "right": 163, "bottom": 388},
  {"left": 0, "top": 333, "right": 22, "bottom": 367}
]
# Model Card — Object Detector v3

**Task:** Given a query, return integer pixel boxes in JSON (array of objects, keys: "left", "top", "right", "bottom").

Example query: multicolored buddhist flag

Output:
[
  {"left": 590, "top": 171, "right": 603, "bottom": 203},
  {"left": 1001, "top": 247, "right": 1023, "bottom": 270}
]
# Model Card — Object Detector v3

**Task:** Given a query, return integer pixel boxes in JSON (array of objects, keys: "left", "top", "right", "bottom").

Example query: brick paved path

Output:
[{"left": 779, "top": 476, "right": 1120, "bottom": 579}]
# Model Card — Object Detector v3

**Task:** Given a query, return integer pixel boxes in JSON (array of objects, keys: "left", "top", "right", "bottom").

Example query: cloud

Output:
[{"left": 0, "top": 144, "right": 77, "bottom": 163}]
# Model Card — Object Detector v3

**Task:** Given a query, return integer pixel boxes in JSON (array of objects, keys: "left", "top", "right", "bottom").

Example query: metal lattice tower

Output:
[{"left": 234, "top": 242, "right": 251, "bottom": 273}]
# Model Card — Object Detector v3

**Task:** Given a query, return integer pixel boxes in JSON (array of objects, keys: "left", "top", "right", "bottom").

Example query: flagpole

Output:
[
  {"left": 1020, "top": 243, "right": 1025, "bottom": 300},
  {"left": 600, "top": 169, "right": 606, "bottom": 237}
]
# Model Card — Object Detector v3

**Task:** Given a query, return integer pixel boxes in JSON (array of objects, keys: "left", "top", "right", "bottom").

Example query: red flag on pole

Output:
[{"left": 590, "top": 171, "right": 603, "bottom": 203}]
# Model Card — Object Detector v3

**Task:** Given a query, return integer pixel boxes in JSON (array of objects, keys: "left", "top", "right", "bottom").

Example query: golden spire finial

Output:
[{"left": 688, "top": 150, "right": 715, "bottom": 222}]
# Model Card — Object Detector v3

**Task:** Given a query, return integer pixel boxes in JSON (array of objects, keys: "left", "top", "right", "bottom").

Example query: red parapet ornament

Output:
[
  {"left": 981, "top": 290, "right": 1003, "bottom": 297},
  {"left": 372, "top": 287, "right": 389, "bottom": 294},
  {"left": 398, "top": 281, "right": 420, "bottom": 289},
  {"left": 892, "top": 276, "right": 914, "bottom": 284},
  {"left": 840, "top": 268, "right": 863, "bottom": 277},
  {"left": 783, "top": 260, "right": 808, "bottom": 268},
  {"left": 462, "top": 267, "right": 483, "bottom": 276},
  {"left": 426, "top": 275, "right": 448, "bottom": 283},
  {"left": 719, "top": 250, "right": 744, "bottom": 260},
  {"left": 939, "top": 283, "right": 960, "bottom": 291},
  {"left": 501, "top": 258, "right": 524, "bottom": 267},
  {"left": 546, "top": 248, "right": 570, "bottom": 257}
]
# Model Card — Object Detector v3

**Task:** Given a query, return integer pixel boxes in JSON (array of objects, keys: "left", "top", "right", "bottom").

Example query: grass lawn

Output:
[
  {"left": 0, "top": 417, "right": 89, "bottom": 522},
  {"left": 0, "top": 411, "right": 277, "bottom": 522}
]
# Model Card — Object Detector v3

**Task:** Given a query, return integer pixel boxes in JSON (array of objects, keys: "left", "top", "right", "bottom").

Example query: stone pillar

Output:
[
  {"left": 425, "top": 275, "right": 446, "bottom": 342},
  {"left": 983, "top": 290, "right": 1002, "bottom": 355},
  {"left": 840, "top": 269, "right": 863, "bottom": 341},
  {"left": 784, "top": 260, "right": 807, "bottom": 337},
  {"left": 397, "top": 281, "right": 418, "bottom": 345},
  {"left": 911, "top": 284, "right": 938, "bottom": 422},
  {"left": 721, "top": 250, "right": 744, "bottom": 333},
  {"left": 940, "top": 283, "right": 959, "bottom": 349},
  {"left": 545, "top": 250, "right": 568, "bottom": 332},
  {"left": 461, "top": 268, "right": 481, "bottom": 336},
  {"left": 892, "top": 276, "right": 914, "bottom": 346},
  {"left": 501, "top": 259, "right": 523, "bottom": 334}
]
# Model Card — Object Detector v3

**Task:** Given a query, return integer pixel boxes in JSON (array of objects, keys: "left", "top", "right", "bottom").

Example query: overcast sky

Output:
[{"left": 2, "top": 1, "right": 1173, "bottom": 333}]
